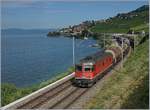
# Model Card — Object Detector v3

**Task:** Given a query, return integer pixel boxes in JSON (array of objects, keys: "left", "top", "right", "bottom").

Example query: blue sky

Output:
[{"left": 1, "top": 0, "right": 149, "bottom": 29}]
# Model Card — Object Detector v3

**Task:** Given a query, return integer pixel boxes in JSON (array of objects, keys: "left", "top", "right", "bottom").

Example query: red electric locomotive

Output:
[
  {"left": 74, "top": 51, "right": 113, "bottom": 87},
  {"left": 74, "top": 46, "right": 123, "bottom": 87}
]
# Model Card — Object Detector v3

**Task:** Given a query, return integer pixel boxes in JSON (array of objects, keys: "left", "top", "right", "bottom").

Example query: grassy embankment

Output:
[
  {"left": 85, "top": 37, "right": 149, "bottom": 109},
  {"left": 1, "top": 67, "right": 74, "bottom": 106}
]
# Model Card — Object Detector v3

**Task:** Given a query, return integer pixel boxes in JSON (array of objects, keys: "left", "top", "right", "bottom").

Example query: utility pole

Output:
[
  {"left": 73, "top": 36, "right": 75, "bottom": 66},
  {"left": 121, "top": 37, "right": 123, "bottom": 70}
]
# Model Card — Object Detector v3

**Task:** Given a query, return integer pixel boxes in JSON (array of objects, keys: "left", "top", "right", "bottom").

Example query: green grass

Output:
[
  {"left": 85, "top": 38, "right": 149, "bottom": 109},
  {"left": 1, "top": 67, "right": 74, "bottom": 106}
]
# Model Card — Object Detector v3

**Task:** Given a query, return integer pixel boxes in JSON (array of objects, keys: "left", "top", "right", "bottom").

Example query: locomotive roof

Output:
[{"left": 79, "top": 50, "right": 112, "bottom": 64}]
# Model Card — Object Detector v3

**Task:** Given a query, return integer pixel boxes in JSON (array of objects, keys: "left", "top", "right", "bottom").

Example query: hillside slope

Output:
[{"left": 91, "top": 5, "right": 149, "bottom": 33}]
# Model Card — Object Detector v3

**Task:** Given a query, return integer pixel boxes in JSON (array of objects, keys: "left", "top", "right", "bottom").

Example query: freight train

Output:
[{"left": 74, "top": 40, "right": 130, "bottom": 87}]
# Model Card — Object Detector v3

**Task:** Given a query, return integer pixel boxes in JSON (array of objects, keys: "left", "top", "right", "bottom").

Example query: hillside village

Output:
[{"left": 59, "top": 20, "right": 95, "bottom": 35}]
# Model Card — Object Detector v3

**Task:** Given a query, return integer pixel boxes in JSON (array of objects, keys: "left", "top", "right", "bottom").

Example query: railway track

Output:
[
  {"left": 17, "top": 80, "right": 72, "bottom": 109},
  {"left": 50, "top": 88, "right": 88, "bottom": 109},
  {"left": 17, "top": 79, "right": 88, "bottom": 109}
]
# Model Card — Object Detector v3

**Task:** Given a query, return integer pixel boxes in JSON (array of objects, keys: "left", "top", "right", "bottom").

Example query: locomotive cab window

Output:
[
  {"left": 85, "top": 68, "right": 91, "bottom": 71},
  {"left": 76, "top": 65, "right": 82, "bottom": 71},
  {"left": 92, "top": 66, "right": 94, "bottom": 71},
  {"left": 84, "top": 65, "right": 93, "bottom": 71}
]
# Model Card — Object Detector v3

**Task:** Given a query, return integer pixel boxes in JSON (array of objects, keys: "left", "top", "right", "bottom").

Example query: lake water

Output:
[{"left": 1, "top": 29, "right": 100, "bottom": 87}]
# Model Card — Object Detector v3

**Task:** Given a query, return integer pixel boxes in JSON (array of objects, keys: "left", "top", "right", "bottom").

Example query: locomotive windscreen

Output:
[
  {"left": 84, "top": 64, "right": 94, "bottom": 71},
  {"left": 76, "top": 65, "right": 82, "bottom": 71}
]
